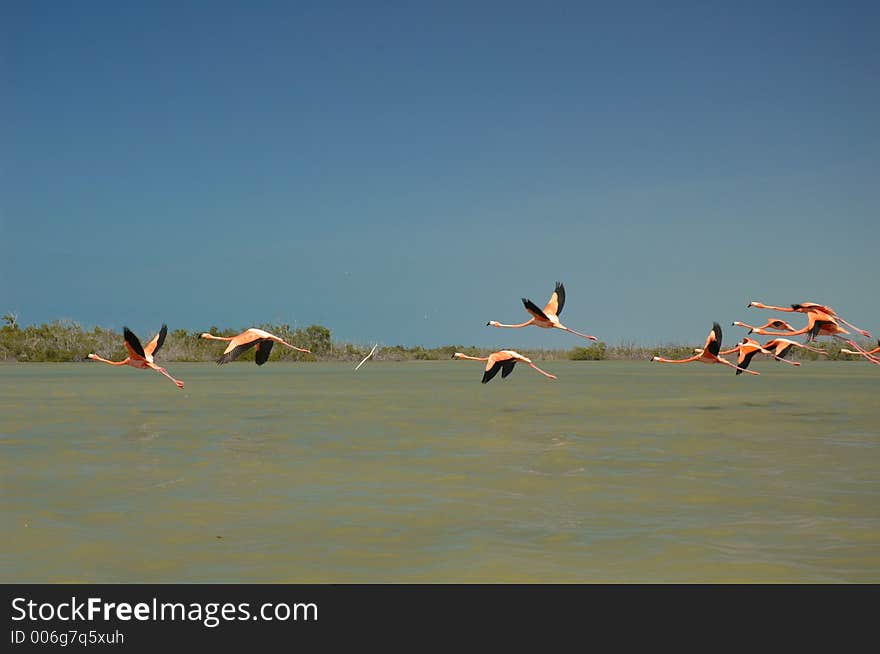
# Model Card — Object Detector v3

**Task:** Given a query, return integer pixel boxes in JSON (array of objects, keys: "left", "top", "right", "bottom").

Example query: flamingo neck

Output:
[{"left": 454, "top": 354, "right": 488, "bottom": 362}]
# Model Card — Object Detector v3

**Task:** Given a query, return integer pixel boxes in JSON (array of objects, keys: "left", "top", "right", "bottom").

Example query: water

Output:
[{"left": 1, "top": 361, "right": 878, "bottom": 582}]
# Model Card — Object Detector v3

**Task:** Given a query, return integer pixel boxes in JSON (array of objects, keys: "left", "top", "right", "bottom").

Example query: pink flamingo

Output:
[
  {"left": 487, "top": 281, "right": 597, "bottom": 341},
  {"left": 452, "top": 350, "right": 557, "bottom": 383},
  {"left": 88, "top": 325, "right": 184, "bottom": 389}
]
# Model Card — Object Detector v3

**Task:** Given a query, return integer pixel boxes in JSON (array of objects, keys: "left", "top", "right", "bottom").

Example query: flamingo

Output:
[
  {"left": 761, "top": 337, "right": 829, "bottom": 361},
  {"left": 200, "top": 328, "right": 311, "bottom": 365},
  {"left": 731, "top": 318, "right": 797, "bottom": 335},
  {"left": 746, "top": 306, "right": 879, "bottom": 364},
  {"left": 650, "top": 322, "right": 759, "bottom": 375},
  {"left": 87, "top": 324, "right": 184, "bottom": 389},
  {"left": 719, "top": 337, "right": 801, "bottom": 375},
  {"left": 748, "top": 301, "right": 871, "bottom": 338},
  {"left": 487, "top": 281, "right": 597, "bottom": 341},
  {"left": 840, "top": 339, "right": 880, "bottom": 361},
  {"left": 452, "top": 350, "right": 557, "bottom": 383}
]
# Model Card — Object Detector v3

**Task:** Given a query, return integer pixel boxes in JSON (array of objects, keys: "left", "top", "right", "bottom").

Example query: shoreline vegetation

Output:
[{"left": 0, "top": 316, "right": 871, "bottom": 364}]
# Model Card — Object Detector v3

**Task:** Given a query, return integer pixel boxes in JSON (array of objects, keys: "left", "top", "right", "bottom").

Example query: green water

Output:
[{"left": 1, "top": 361, "right": 878, "bottom": 583}]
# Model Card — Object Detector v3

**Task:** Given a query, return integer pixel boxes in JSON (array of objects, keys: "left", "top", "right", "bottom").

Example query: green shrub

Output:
[{"left": 569, "top": 342, "right": 607, "bottom": 360}]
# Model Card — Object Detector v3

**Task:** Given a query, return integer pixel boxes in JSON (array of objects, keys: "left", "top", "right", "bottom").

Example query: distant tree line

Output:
[{"left": 0, "top": 314, "right": 868, "bottom": 363}]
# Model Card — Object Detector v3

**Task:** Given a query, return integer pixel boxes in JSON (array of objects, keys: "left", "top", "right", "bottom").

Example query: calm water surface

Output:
[{"left": 1, "top": 361, "right": 878, "bottom": 582}]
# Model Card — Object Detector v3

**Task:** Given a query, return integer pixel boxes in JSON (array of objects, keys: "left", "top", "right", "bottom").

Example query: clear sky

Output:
[{"left": 3, "top": 1, "right": 878, "bottom": 349}]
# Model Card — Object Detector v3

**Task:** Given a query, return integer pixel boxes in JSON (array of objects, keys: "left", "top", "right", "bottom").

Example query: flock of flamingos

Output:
[{"left": 86, "top": 282, "right": 880, "bottom": 389}]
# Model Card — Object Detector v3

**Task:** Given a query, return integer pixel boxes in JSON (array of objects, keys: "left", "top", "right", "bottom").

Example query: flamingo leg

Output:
[
  {"left": 836, "top": 317, "right": 871, "bottom": 339},
  {"left": 834, "top": 337, "right": 880, "bottom": 365},
  {"left": 559, "top": 325, "right": 598, "bottom": 341},
  {"left": 716, "top": 357, "right": 761, "bottom": 375},
  {"left": 768, "top": 353, "right": 800, "bottom": 366},
  {"left": 840, "top": 348, "right": 880, "bottom": 363},
  {"left": 278, "top": 339, "right": 311, "bottom": 353},
  {"left": 527, "top": 362, "right": 557, "bottom": 380},
  {"left": 148, "top": 362, "right": 185, "bottom": 388}
]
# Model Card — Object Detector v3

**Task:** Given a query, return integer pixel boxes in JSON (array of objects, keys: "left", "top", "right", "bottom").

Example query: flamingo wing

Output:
[
  {"left": 543, "top": 282, "right": 565, "bottom": 317},
  {"left": 768, "top": 320, "right": 795, "bottom": 331},
  {"left": 522, "top": 298, "right": 551, "bottom": 322},
  {"left": 481, "top": 351, "right": 510, "bottom": 383},
  {"left": 806, "top": 319, "right": 829, "bottom": 342},
  {"left": 255, "top": 339, "right": 275, "bottom": 366},
  {"left": 216, "top": 333, "right": 260, "bottom": 365},
  {"left": 482, "top": 360, "right": 504, "bottom": 383},
  {"left": 705, "top": 323, "right": 722, "bottom": 357},
  {"left": 737, "top": 349, "right": 758, "bottom": 375},
  {"left": 500, "top": 359, "right": 518, "bottom": 378},
  {"left": 123, "top": 327, "right": 146, "bottom": 359},
  {"left": 143, "top": 324, "right": 168, "bottom": 357},
  {"left": 794, "top": 302, "right": 834, "bottom": 315}
]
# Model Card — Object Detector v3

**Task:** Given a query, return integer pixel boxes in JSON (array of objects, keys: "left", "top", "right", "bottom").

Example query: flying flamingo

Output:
[
  {"left": 761, "top": 337, "right": 829, "bottom": 361},
  {"left": 487, "top": 281, "right": 597, "bottom": 341},
  {"left": 87, "top": 324, "right": 184, "bottom": 389},
  {"left": 452, "top": 350, "right": 557, "bottom": 383},
  {"left": 719, "top": 337, "right": 801, "bottom": 375},
  {"left": 200, "top": 328, "right": 311, "bottom": 365},
  {"left": 840, "top": 340, "right": 880, "bottom": 361},
  {"left": 731, "top": 318, "right": 797, "bottom": 335},
  {"left": 745, "top": 307, "right": 879, "bottom": 364},
  {"left": 748, "top": 301, "right": 872, "bottom": 338},
  {"left": 650, "top": 322, "right": 759, "bottom": 375}
]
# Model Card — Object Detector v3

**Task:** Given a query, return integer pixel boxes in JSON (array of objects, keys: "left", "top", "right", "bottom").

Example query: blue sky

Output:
[{"left": 3, "top": 1, "right": 878, "bottom": 348}]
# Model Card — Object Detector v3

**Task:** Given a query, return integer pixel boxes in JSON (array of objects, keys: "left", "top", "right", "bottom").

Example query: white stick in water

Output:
[{"left": 355, "top": 344, "right": 379, "bottom": 371}]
